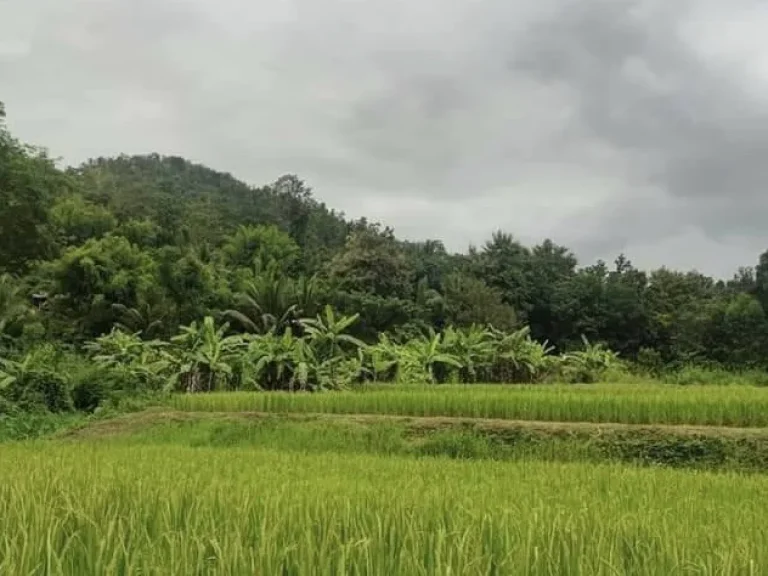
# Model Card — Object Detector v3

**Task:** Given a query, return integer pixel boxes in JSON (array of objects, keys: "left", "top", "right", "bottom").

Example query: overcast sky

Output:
[{"left": 2, "top": 0, "right": 768, "bottom": 277}]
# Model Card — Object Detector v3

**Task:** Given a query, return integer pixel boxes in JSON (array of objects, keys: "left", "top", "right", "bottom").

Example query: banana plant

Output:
[
  {"left": 169, "top": 316, "right": 246, "bottom": 392},
  {"left": 85, "top": 328, "right": 172, "bottom": 390},
  {"left": 0, "top": 354, "right": 35, "bottom": 391},
  {"left": 300, "top": 305, "right": 365, "bottom": 386},
  {"left": 246, "top": 329, "right": 298, "bottom": 390},
  {"left": 300, "top": 305, "right": 364, "bottom": 359},
  {"left": 560, "top": 335, "right": 621, "bottom": 383},
  {"left": 441, "top": 324, "right": 495, "bottom": 383},
  {"left": 488, "top": 326, "right": 555, "bottom": 383},
  {"left": 403, "top": 328, "right": 463, "bottom": 384},
  {"left": 362, "top": 334, "right": 402, "bottom": 382}
]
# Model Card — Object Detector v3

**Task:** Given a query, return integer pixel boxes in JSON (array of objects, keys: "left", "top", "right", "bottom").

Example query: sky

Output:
[{"left": 2, "top": 0, "right": 768, "bottom": 277}]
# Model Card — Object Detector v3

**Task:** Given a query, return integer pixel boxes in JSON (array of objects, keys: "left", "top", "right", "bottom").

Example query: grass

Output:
[
  {"left": 67, "top": 410, "right": 768, "bottom": 472},
  {"left": 0, "top": 411, "right": 87, "bottom": 442},
  {"left": 4, "top": 381, "right": 768, "bottom": 574},
  {"left": 1, "top": 442, "right": 767, "bottom": 575},
  {"left": 168, "top": 383, "right": 768, "bottom": 427}
]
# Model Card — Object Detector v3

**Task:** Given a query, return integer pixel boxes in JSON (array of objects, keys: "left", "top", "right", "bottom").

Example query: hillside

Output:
[{"left": 3, "top": 101, "right": 768, "bottom": 366}]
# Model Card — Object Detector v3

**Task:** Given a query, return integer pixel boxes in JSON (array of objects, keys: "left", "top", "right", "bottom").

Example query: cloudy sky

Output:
[{"left": 2, "top": 0, "right": 768, "bottom": 277}]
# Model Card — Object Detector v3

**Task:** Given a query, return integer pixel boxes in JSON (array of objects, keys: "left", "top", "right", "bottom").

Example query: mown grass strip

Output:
[
  {"left": 168, "top": 383, "right": 768, "bottom": 427},
  {"left": 0, "top": 443, "right": 766, "bottom": 575}
]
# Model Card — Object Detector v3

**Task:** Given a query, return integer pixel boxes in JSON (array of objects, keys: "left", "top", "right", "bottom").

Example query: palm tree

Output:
[
  {"left": 111, "top": 302, "right": 167, "bottom": 338},
  {"left": 224, "top": 263, "right": 319, "bottom": 335}
]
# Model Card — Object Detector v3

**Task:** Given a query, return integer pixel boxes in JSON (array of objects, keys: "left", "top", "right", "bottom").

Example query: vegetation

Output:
[
  {"left": 5, "top": 100, "right": 768, "bottom": 401},
  {"left": 72, "top": 411, "right": 768, "bottom": 472},
  {"left": 3, "top": 98, "right": 768, "bottom": 574},
  {"left": 169, "top": 383, "right": 768, "bottom": 427},
  {"left": 1, "top": 444, "right": 767, "bottom": 575}
]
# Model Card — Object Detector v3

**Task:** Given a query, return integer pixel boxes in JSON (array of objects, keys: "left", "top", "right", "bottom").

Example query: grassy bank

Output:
[
  {"left": 65, "top": 410, "right": 768, "bottom": 472},
  {"left": 168, "top": 383, "right": 768, "bottom": 427},
  {"left": 1, "top": 443, "right": 767, "bottom": 575}
]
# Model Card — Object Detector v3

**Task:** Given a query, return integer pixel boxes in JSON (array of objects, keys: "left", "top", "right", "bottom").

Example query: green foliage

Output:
[
  {"left": 0, "top": 274, "right": 33, "bottom": 347},
  {"left": 168, "top": 317, "right": 245, "bottom": 392},
  {"left": 225, "top": 262, "right": 320, "bottom": 335},
  {"left": 85, "top": 328, "right": 172, "bottom": 392},
  {"left": 44, "top": 235, "right": 161, "bottom": 337},
  {"left": 399, "top": 329, "right": 463, "bottom": 384},
  {"left": 0, "top": 354, "right": 72, "bottom": 413},
  {"left": 48, "top": 194, "right": 116, "bottom": 247},
  {"left": 4, "top": 102, "right": 768, "bottom": 381},
  {"left": 114, "top": 218, "right": 162, "bottom": 248},
  {"left": 156, "top": 245, "right": 231, "bottom": 327},
  {"left": 111, "top": 302, "right": 167, "bottom": 338},
  {"left": 0, "top": 113, "right": 70, "bottom": 272},
  {"left": 172, "top": 383, "right": 768, "bottom": 427},
  {"left": 328, "top": 226, "right": 413, "bottom": 299},
  {"left": 484, "top": 326, "right": 557, "bottom": 383},
  {"left": 222, "top": 224, "right": 300, "bottom": 272},
  {"left": 441, "top": 272, "right": 517, "bottom": 331},
  {"left": 560, "top": 335, "right": 623, "bottom": 383}
]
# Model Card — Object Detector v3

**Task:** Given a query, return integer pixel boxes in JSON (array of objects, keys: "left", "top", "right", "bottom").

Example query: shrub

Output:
[
  {"left": 559, "top": 336, "right": 623, "bottom": 384},
  {"left": 3, "top": 369, "right": 72, "bottom": 413},
  {"left": 71, "top": 377, "right": 108, "bottom": 412}
]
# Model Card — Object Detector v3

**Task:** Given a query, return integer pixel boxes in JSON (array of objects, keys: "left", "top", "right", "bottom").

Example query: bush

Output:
[
  {"left": 558, "top": 336, "right": 623, "bottom": 384},
  {"left": 4, "top": 369, "right": 73, "bottom": 413},
  {"left": 662, "top": 365, "right": 768, "bottom": 387},
  {"left": 71, "top": 377, "right": 108, "bottom": 412}
]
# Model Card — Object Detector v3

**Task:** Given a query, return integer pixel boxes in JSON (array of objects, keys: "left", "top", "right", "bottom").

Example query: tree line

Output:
[{"left": 3, "top": 99, "right": 768, "bottom": 374}]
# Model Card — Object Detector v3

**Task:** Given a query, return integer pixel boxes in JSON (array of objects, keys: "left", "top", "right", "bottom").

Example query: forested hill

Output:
[
  {"left": 3, "top": 100, "right": 768, "bottom": 369},
  {"left": 71, "top": 155, "right": 352, "bottom": 266}
]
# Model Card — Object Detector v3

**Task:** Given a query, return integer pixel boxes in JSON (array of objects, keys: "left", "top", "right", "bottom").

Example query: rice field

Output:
[
  {"left": 1, "top": 443, "right": 767, "bottom": 575},
  {"left": 168, "top": 383, "right": 768, "bottom": 427},
  {"left": 4, "top": 381, "right": 768, "bottom": 574}
]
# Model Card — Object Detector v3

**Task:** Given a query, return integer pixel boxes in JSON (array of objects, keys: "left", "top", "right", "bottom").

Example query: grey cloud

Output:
[
  {"left": 509, "top": 0, "right": 768, "bottom": 247},
  {"left": 2, "top": 0, "right": 768, "bottom": 276}
]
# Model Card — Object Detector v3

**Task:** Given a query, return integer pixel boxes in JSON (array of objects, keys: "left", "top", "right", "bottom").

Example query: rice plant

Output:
[
  {"left": 169, "top": 383, "right": 768, "bottom": 427},
  {"left": 0, "top": 443, "right": 765, "bottom": 575}
]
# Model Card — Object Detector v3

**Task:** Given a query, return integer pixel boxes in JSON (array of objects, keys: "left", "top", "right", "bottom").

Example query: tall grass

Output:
[
  {"left": 0, "top": 443, "right": 765, "bottom": 575},
  {"left": 168, "top": 383, "right": 768, "bottom": 427}
]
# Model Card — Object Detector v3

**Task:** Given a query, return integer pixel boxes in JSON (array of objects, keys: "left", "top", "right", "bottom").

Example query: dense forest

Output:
[{"left": 3, "top": 97, "right": 768, "bottom": 402}]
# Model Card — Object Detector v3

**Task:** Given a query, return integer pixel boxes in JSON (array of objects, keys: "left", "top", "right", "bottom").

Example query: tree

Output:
[
  {"left": 0, "top": 104, "right": 70, "bottom": 271},
  {"left": 525, "top": 239, "right": 577, "bottom": 346},
  {"left": 0, "top": 273, "right": 32, "bottom": 346},
  {"left": 441, "top": 272, "right": 517, "bottom": 331},
  {"left": 327, "top": 226, "right": 413, "bottom": 299},
  {"left": 644, "top": 268, "right": 717, "bottom": 363},
  {"left": 706, "top": 294, "right": 768, "bottom": 368},
  {"left": 472, "top": 231, "right": 532, "bottom": 318},
  {"left": 156, "top": 246, "right": 230, "bottom": 327},
  {"left": 221, "top": 224, "right": 300, "bottom": 273},
  {"left": 49, "top": 194, "right": 117, "bottom": 248},
  {"left": 44, "top": 235, "right": 161, "bottom": 338},
  {"left": 225, "top": 263, "right": 321, "bottom": 335}
]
